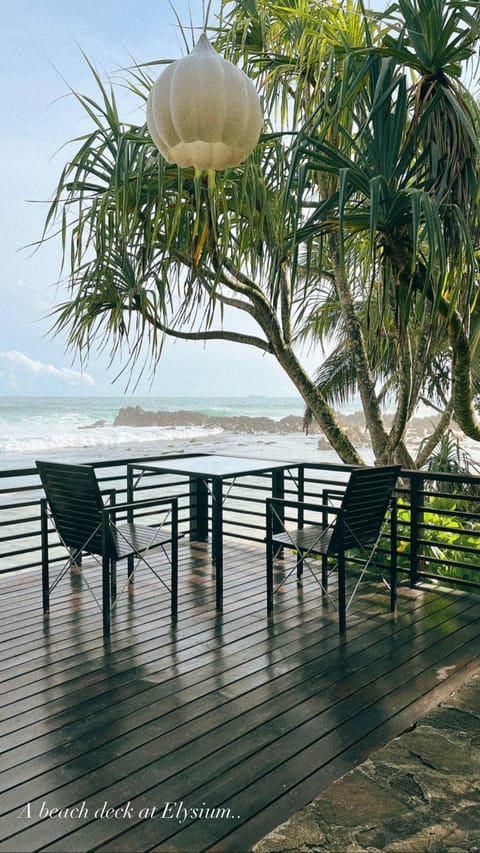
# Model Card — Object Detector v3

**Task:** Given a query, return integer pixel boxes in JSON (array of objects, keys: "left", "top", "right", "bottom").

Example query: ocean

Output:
[{"left": 0, "top": 395, "right": 342, "bottom": 471}]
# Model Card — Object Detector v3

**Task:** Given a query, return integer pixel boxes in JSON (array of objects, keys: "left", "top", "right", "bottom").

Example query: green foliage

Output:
[
  {"left": 396, "top": 490, "right": 480, "bottom": 585},
  {"left": 421, "top": 429, "right": 480, "bottom": 492}
]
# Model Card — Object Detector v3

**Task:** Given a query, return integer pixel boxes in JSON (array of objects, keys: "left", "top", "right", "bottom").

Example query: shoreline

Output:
[
  {"left": 90, "top": 405, "right": 473, "bottom": 453},
  {"left": 2, "top": 398, "right": 480, "bottom": 472}
]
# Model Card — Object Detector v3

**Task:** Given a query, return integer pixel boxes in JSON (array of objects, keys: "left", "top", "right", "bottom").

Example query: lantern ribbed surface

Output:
[{"left": 147, "top": 33, "right": 262, "bottom": 171}]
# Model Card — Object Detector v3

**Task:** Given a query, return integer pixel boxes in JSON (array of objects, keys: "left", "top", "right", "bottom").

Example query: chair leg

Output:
[
  {"left": 338, "top": 547, "right": 346, "bottom": 634},
  {"left": 297, "top": 555, "right": 304, "bottom": 581},
  {"left": 40, "top": 499, "right": 49, "bottom": 613},
  {"left": 266, "top": 540, "right": 274, "bottom": 614},
  {"left": 171, "top": 568, "right": 178, "bottom": 622},
  {"left": 390, "top": 499, "right": 398, "bottom": 612},
  {"left": 102, "top": 553, "right": 111, "bottom": 637},
  {"left": 127, "top": 555, "right": 134, "bottom": 583},
  {"left": 171, "top": 544, "right": 178, "bottom": 624},
  {"left": 322, "top": 554, "right": 328, "bottom": 591}
]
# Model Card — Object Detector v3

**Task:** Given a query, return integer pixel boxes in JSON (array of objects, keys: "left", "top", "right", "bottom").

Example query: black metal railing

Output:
[{"left": 1, "top": 455, "right": 480, "bottom": 594}]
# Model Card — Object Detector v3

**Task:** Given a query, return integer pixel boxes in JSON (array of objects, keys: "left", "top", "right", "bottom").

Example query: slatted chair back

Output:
[
  {"left": 328, "top": 465, "right": 401, "bottom": 553},
  {"left": 36, "top": 460, "right": 109, "bottom": 557}
]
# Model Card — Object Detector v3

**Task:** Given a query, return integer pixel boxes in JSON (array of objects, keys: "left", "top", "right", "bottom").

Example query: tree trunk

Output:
[
  {"left": 273, "top": 343, "right": 364, "bottom": 465},
  {"left": 443, "top": 300, "right": 480, "bottom": 442},
  {"left": 329, "top": 232, "right": 391, "bottom": 462}
]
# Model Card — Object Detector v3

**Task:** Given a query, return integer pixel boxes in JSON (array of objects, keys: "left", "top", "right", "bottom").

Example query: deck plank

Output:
[{"left": 0, "top": 539, "right": 479, "bottom": 852}]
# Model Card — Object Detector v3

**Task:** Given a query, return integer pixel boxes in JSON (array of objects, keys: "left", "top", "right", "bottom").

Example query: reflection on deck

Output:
[{"left": 1, "top": 537, "right": 480, "bottom": 852}]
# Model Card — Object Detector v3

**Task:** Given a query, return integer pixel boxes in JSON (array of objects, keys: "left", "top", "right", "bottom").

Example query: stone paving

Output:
[{"left": 254, "top": 670, "right": 480, "bottom": 853}]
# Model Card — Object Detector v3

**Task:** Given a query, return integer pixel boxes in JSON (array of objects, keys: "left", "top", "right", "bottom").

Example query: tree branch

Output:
[
  {"left": 414, "top": 399, "right": 454, "bottom": 469},
  {"left": 153, "top": 319, "right": 271, "bottom": 351}
]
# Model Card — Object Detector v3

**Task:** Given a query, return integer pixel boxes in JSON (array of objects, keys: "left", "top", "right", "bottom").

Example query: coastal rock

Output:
[
  {"left": 113, "top": 406, "right": 308, "bottom": 434},
  {"left": 78, "top": 419, "right": 107, "bottom": 430},
  {"left": 111, "top": 406, "right": 472, "bottom": 452},
  {"left": 280, "top": 414, "right": 311, "bottom": 432}
]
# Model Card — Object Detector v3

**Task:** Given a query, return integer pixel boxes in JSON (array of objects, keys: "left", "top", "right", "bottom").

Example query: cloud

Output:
[{"left": 0, "top": 350, "right": 95, "bottom": 386}]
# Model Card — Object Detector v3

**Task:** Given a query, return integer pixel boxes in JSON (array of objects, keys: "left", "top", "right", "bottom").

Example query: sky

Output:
[
  {"left": 1, "top": 0, "right": 319, "bottom": 398},
  {"left": 0, "top": 1, "right": 389, "bottom": 400}
]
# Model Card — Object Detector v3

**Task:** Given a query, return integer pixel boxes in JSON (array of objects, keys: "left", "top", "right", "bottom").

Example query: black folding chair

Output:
[
  {"left": 266, "top": 465, "right": 401, "bottom": 632},
  {"left": 37, "top": 460, "right": 179, "bottom": 637}
]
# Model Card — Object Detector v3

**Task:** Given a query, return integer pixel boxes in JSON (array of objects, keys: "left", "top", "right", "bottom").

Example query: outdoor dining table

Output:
[{"left": 127, "top": 453, "right": 297, "bottom": 609}]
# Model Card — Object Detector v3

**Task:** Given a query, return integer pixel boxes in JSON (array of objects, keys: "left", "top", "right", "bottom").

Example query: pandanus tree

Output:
[{"left": 39, "top": 0, "right": 480, "bottom": 467}]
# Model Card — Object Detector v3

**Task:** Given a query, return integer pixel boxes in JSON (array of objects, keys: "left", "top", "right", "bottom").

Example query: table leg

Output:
[
  {"left": 212, "top": 477, "right": 223, "bottom": 610},
  {"left": 189, "top": 476, "right": 209, "bottom": 542}
]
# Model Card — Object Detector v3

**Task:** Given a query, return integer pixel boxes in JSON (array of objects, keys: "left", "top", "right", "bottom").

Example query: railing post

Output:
[
  {"left": 410, "top": 474, "right": 423, "bottom": 587},
  {"left": 109, "top": 490, "right": 117, "bottom": 595},
  {"left": 126, "top": 465, "right": 134, "bottom": 521},
  {"left": 272, "top": 468, "right": 285, "bottom": 537},
  {"left": 297, "top": 465, "right": 305, "bottom": 529}
]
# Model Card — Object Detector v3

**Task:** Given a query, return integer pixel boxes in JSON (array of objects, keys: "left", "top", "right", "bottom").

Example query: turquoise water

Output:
[{"left": 0, "top": 395, "right": 338, "bottom": 470}]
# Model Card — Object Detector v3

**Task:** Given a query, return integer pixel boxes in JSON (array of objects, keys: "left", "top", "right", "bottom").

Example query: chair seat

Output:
[
  {"left": 272, "top": 524, "right": 332, "bottom": 555},
  {"left": 112, "top": 523, "right": 172, "bottom": 560}
]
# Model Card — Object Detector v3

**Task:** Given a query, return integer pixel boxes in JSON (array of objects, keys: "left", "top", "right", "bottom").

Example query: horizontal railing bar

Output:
[
  {"left": 0, "top": 531, "right": 40, "bottom": 545},
  {"left": 417, "top": 551, "right": 480, "bottom": 567},
  {"left": 417, "top": 508, "right": 480, "bottom": 522},
  {"left": 417, "top": 533, "right": 480, "bottom": 551},
  {"left": 0, "top": 556, "right": 40, "bottom": 571},
  {"left": 417, "top": 520, "right": 480, "bottom": 533},
  {"left": 1, "top": 543, "right": 41, "bottom": 559},
  {"left": 416, "top": 570, "right": 480, "bottom": 589}
]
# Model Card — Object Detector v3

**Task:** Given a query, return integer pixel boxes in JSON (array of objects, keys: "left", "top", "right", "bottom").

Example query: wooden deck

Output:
[{"left": 1, "top": 537, "right": 480, "bottom": 853}]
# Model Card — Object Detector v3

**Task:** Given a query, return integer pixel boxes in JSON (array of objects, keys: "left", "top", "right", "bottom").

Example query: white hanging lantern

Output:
[{"left": 146, "top": 33, "right": 263, "bottom": 171}]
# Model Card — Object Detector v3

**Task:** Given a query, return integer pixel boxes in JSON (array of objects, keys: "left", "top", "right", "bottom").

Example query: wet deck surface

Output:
[
  {"left": 254, "top": 672, "right": 480, "bottom": 852},
  {"left": 1, "top": 538, "right": 480, "bottom": 852}
]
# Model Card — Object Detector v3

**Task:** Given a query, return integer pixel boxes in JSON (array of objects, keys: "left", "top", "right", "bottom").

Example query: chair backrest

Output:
[
  {"left": 329, "top": 465, "right": 401, "bottom": 552},
  {"left": 36, "top": 460, "right": 108, "bottom": 556}
]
